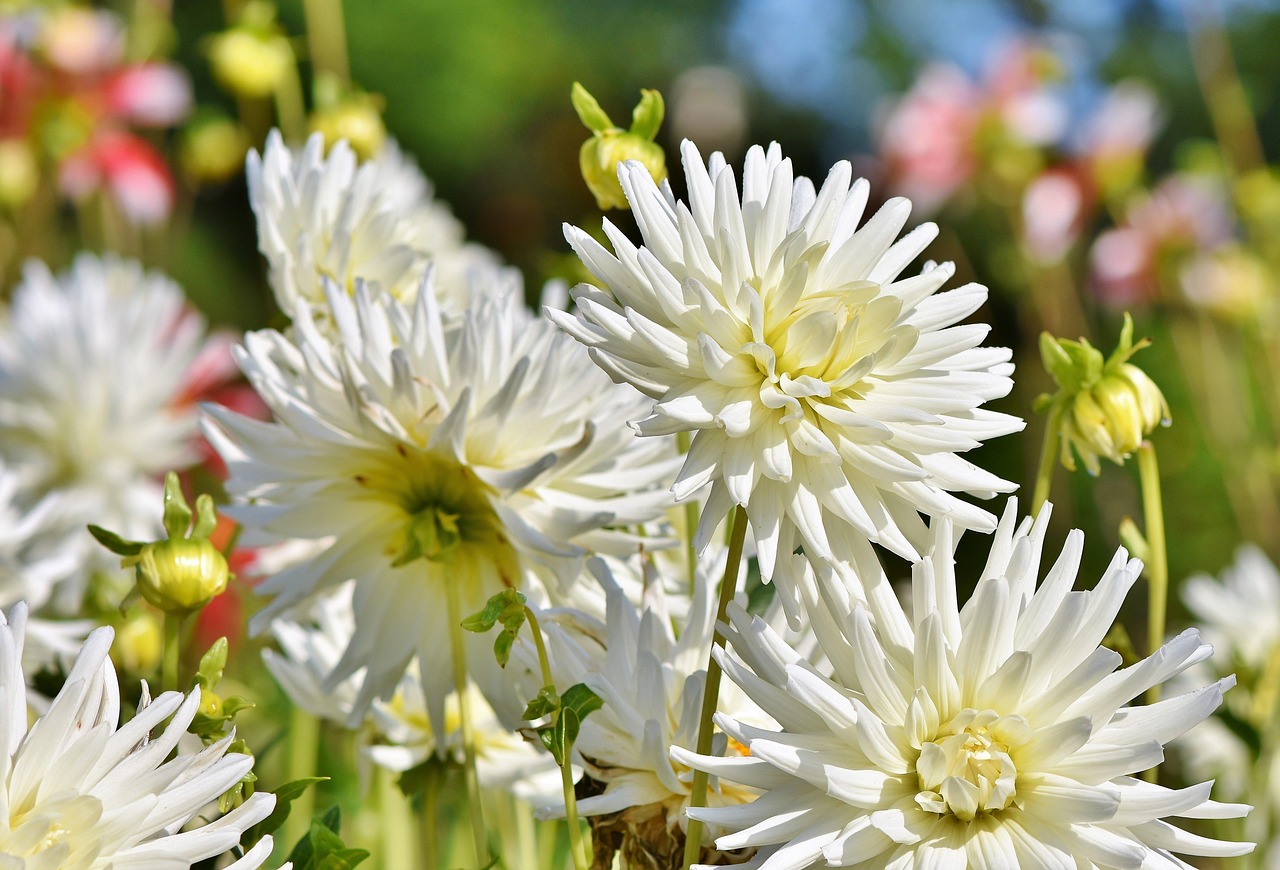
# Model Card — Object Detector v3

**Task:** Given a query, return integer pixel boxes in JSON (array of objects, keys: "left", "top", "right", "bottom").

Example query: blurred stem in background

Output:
[
  {"left": 1185, "top": 1, "right": 1265, "bottom": 180},
  {"left": 303, "top": 0, "right": 350, "bottom": 86},
  {"left": 282, "top": 707, "right": 321, "bottom": 853}
]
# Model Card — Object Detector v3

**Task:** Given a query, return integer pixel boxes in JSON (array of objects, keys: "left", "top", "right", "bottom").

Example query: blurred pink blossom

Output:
[
  {"left": 59, "top": 131, "right": 175, "bottom": 224},
  {"left": 104, "top": 64, "right": 192, "bottom": 127},
  {"left": 1022, "top": 166, "right": 1091, "bottom": 263}
]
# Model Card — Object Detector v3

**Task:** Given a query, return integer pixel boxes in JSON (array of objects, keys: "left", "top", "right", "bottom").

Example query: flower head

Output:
[
  {"left": 673, "top": 502, "right": 1251, "bottom": 868},
  {"left": 247, "top": 130, "right": 507, "bottom": 331},
  {"left": 206, "top": 281, "right": 676, "bottom": 733},
  {"left": 552, "top": 141, "right": 1021, "bottom": 613},
  {"left": 0, "top": 254, "right": 223, "bottom": 609},
  {"left": 0, "top": 602, "right": 278, "bottom": 868}
]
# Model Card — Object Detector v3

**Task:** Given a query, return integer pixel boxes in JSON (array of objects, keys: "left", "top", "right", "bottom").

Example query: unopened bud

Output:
[
  {"left": 180, "top": 113, "right": 250, "bottom": 183},
  {"left": 0, "top": 139, "right": 38, "bottom": 207},
  {"left": 1038, "top": 313, "right": 1169, "bottom": 475},
  {"left": 208, "top": 28, "right": 293, "bottom": 99},
  {"left": 136, "top": 537, "right": 230, "bottom": 615},
  {"left": 572, "top": 83, "right": 667, "bottom": 210},
  {"left": 308, "top": 93, "right": 386, "bottom": 161}
]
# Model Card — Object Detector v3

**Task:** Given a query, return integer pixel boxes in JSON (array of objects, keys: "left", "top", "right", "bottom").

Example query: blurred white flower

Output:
[
  {"left": 674, "top": 502, "right": 1252, "bottom": 868},
  {"left": 1184, "top": 544, "right": 1280, "bottom": 670},
  {"left": 553, "top": 140, "right": 1020, "bottom": 617},
  {"left": 0, "top": 602, "right": 278, "bottom": 868},
  {"left": 206, "top": 283, "right": 676, "bottom": 735},
  {"left": 247, "top": 131, "right": 508, "bottom": 330},
  {"left": 263, "top": 580, "right": 363, "bottom": 726},
  {"left": 0, "top": 254, "right": 219, "bottom": 610}
]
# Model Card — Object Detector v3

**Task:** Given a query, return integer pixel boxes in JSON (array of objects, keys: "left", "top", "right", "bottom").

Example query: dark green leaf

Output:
[
  {"left": 244, "top": 777, "right": 328, "bottom": 846},
  {"left": 87, "top": 524, "right": 144, "bottom": 557}
]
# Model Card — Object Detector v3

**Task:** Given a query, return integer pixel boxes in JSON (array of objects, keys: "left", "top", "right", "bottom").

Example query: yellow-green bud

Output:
[
  {"left": 572, "top": 82, "right": 667, "bottom": 211},
  {"left": 0, "top": 139, "right": 38, "bottom": 207},
  {"left": 1038, "top": 313, "right": 1169, "bottom": 475},
  {"left": 180, "top": 114, "right": 250, "bottom": 184},
  {"left": 208, "top": 28, "right": 293, "bottom": 99},
  {"left": 200, "top": 687, "right": 224, "bottom": 720},
  {"left": 308, "top": 94, "right": 386, "bottom": 161},
  {"left": 135, "top": 537, "right": 230, "bottom": 615}
]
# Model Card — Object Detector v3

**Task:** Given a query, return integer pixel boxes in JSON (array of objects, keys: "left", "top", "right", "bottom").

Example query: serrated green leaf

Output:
[
  {"left": 87, "top": 524, "right": 144, "bottom": 557},
  {"left": 162, "top": 471, "right": 192, "bottom": 540}
]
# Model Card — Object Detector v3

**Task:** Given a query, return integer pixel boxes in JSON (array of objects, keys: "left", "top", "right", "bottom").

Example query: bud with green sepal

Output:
[
  {"left": 1034, "top": 312, "right": 1170, "bottom": 478},
  {"left": 572, "top": 82, "right": 667, "bottom": 210},
  {"left": 90, "top": 472, "right": 231, "bottom": 616}
]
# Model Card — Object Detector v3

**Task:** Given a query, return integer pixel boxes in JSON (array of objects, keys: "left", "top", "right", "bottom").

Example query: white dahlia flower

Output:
[
  {"left": 552, "top": 141, "right": 1022, "bottom": 594},
  {"left": 247, "top": 131, "right": 508, "bottom": 327},
  {"left": 1183, "top": 544, "right": 1280, "bottom": 671},
  {"left": 0, "top": 255, "right": 218, "bottom": 609},
  {"left": 0, "top": 602, "right": 278, "bottom": 868},
  {"left": 534, "top": 551, "right": 807, "bottom": 866},
  {"left": 205, "top": 282, "right": 677, "bottom": 734},
  {"left": 673, "top": 502, "right": 1252, "bottom": 869},
  {"left": 262, "top": 580, "right": 362, "bottom": 726}
]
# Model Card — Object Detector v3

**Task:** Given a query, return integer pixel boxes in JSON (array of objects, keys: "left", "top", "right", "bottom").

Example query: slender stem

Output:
[
  {"left": 282, "top": 706, "right": 320, "bottom": 852},
  {"left": 378, "top": 765, "right": 416, "bottom": 870},
  {"left": 1138, "top": 442, "right": 1168, "bottom": 681},
  {"left": 681, "top": 505, "right": 749, "bottom": 869},
  {"left": 675, "top": 431, "right": 699, "bottom": 594},
  {"left": 1185, "top": 1, "right": 1265, "bottom": 179},
  {"left": 418, "top": 765, "right": 439, "bottom": 869},
  {"left": 444, "top": 578, "right": 488, "bottom": 867},
  {"left": 273, "top": 58, "right": 308, "bottom": 143},
  {"left": 303, "top": 0, "right": 351, "bottom": 85},
  {"left": 161, "top": 612, "right": 183, "bottom": 693},
  {"left": 524, "top": 606, "right": 589, "bottom": 870},
  {"left": 1032, "top": 402, "right": 1063, "bottom": 516},
  {"left": 1245, "top": 643, "right": 1280, "bottom": 868}
]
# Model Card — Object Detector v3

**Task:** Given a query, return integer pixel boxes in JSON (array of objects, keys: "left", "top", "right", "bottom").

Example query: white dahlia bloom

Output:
[
  {"left": 552, "top": 141, "right": 1022, "bottom": 596},
  {"left": 0, "top": 255, "right": 217, "bottom": 609},
  {"left": 205, "top": 282, "right": 677, "bottom": 734},
  {"left": 0, "top": 603, "right": 278, "bottom": 869},
  {"left": 673, "top": 502, "right": 1252, "bottom": 869},
  {"left": 1183, "top": 544, "right": 1280, "bottom": 670},
  {"left": 247, "top": 131, "right": 508, "bottom": 328},
  {"left": 534, "top": 551, "right": 807, "bottom": 865},
  {"left": 262, "top": 580, "right": 362, "bottom": 726}
]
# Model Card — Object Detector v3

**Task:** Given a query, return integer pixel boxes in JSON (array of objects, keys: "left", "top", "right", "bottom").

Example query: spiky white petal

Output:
[
  {"left": 0, "top": 255, "right": 218, "bottom": 610},
  {"left": 677, "top": 501, "right": 1252, "bottom": 869},
  {"left": 207, "top": 280, "right": 677, "bottom": 736},
  {"left": 553, "top": 141, "right": 1022, "bottom": 602},
  {"left": 247, "top": 131, "right": 510, "bottom": 330},
  {"left": 0, "top": 603, "right": 275, "bottom": 868}
]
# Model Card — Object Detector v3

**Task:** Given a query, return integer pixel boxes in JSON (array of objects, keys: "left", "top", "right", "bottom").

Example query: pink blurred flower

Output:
[
  {"left": 1081, "top": 80, "right": 1162, "bottom": 165},
  {"left": 40, "top": 7, "right": 123, "bottom": 75},
  {"left": 59, "top": 130, "right": 175, "bottom": 224},
  {"left": 104, "top": 63, "right": 192, "bottom": 127},
  {"left": 1022, "top": 165, "right": 1092, "bottom": 263}
]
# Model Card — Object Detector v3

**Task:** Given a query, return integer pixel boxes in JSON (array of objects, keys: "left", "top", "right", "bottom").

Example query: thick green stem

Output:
[
  {"left": 281, "top": 706, "right": 320, "bottom": 852},
  {"left": 524, "top": 606, "right": 590, "bottom": 870},
  {"left": 1138, "top": 442, "right": 1168, "bottom": 686},
  {"left": 445, "top": 578, "right": 489, "bottom": 867},
  {"left": 378, "top": 765, "right": 416, "bottom": 870},
  {"left": 1032, "top": 403, "right": 1063, "bottom": 517},
  {"left": 161, "top": 613, "right": 183, "bottom": 693},
  {"left": 675, "top": 431, "right": 699, "bottom": 594},
  {"left": 681, "top": 505, "right": 749, "bottom": 870}
]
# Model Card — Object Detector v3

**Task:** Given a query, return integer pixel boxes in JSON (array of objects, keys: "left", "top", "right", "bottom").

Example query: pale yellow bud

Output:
[
  {"left": 113, "top": 611, "right": 163, "bottom": 675},
  {"left": 181, "top": 115, "right": 250, "bottom": 183},
  {"left": 580, "top": 132, "right": 667, "bottom": 211},
  {"left": 208, "top": 29, "right": 293, "bottom": 99},
  {"left": 135, "top": 538, "right": 230, "bottom": 615},
  {"left": 1093, "top": 373, "right": 1144, "bottom": 458},
  {"left": 0, "top": 139, "right": 38, "bottom": 207},
  {"left": 308, "top": 96, "right": 386, "bottom": 162}
]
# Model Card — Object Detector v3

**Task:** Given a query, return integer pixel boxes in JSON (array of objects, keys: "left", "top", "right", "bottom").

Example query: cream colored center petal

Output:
[
  {"left": 915, "top": 711, "right": 1028, "bottom": 822},
  {"left": 2, "top": 792, "right": 104, "bottom": 867}
]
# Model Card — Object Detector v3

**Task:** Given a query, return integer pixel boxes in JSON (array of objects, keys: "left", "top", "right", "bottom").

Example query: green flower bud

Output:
[
  {"left": 208, "top": 28, "right": 293, "bottom": 99},
  {"left": 572, "top": 83, "right": 667, "bottom": 210},
  {"left": 135, "top": 537, "right": 229, "bottom": 615},
  {"left": 0, "top": 139, "right": 38, "bottom": 207},
  {"left": 180, "top": 113, "right": 250, "bottom": 184},
  {"left": 1038, "top": 313, "right": 1169, "bottom": 475}
]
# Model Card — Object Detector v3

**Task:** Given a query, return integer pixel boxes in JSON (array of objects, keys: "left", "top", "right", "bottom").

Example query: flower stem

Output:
[
  {"left": 1032, "top": 402, "right": 1063, "bottom": 516},
  {"left": 1138, "top": 441, "right": 1168, "bottom": 686},
  {"left": 681, "top": 504, "right": 749, "bottom": 870},
  {"left": 282, "top": 705, "right": 320, "bottom": 852},
  {"left": 161, "top": 612, "right": 183, "bottom": 693},
  {"left": 444, "top": 578, "right": 489, "bottom": 868},
  {"left": 676, "top": 431, "right": 699, "bottom": 594},
  {"left": 302, "top": 0, "right": 351, "bottom": 85},
  {"left": 524, "top": 606, "right": 590, "bottom": 870}
]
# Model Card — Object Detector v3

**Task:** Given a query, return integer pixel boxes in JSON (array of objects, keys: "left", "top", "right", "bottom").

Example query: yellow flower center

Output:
[{"left": 915, "top": 710, "right": 1028, "bottom": 822}]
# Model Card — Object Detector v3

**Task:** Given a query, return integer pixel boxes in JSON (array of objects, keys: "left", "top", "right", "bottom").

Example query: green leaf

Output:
[
  {"left": 162, "top": 471, "right": 193, "bottom": 540},
  {"left": 244, "top": 776, "right": 328, "bottom": 847},
  {"left": 630, "top": 88, "right": 664, "bottom": 140},
  {"left": 316, "top": 850, "right": 371, "bottom": 870},
  {"left": 87, "top": 524, "right": 145, "bottom": 557},
  {"left": 521, "top": 685, "right": 559, "bottom": 722},
  {"left": 571, "top": 82, "right": 614, "bottom": 133},
  {"left": 462, "top": 588, "right": 526, "bottom": 633},
  {"left": 560, "top": 683, "right": 603, "bottom": 722},
  {"left": 494, "top": 627, "right": 517, "bottom": 668}
]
